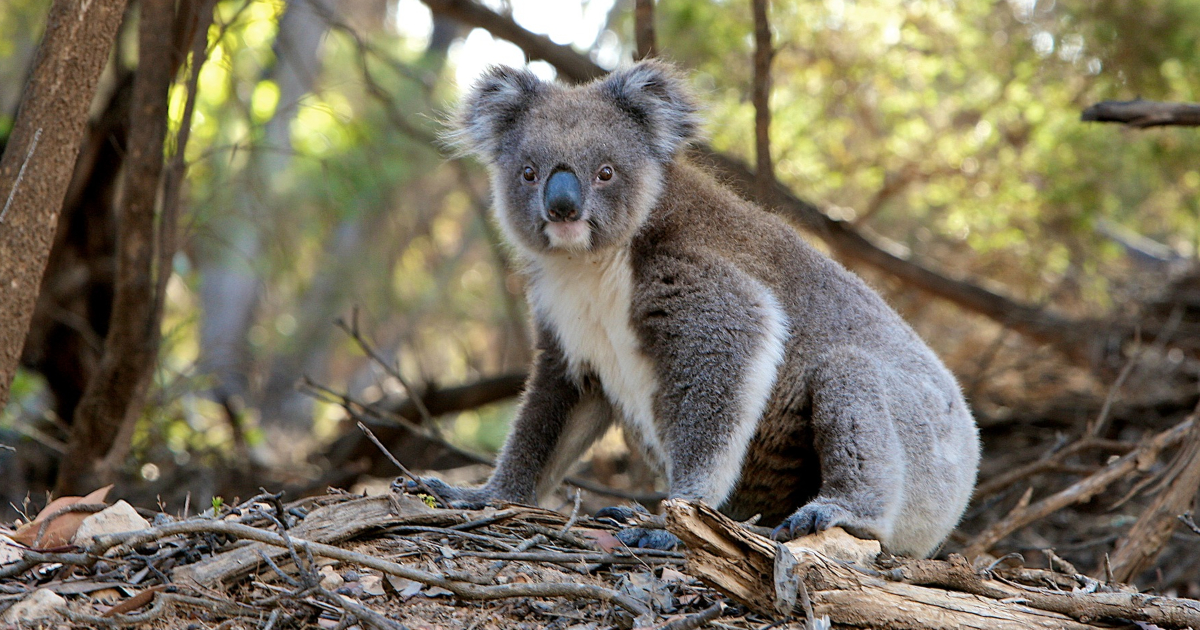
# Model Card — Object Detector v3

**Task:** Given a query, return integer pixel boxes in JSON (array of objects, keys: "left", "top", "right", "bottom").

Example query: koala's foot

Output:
[
  {"left": 594, "top": 505, "right": 681, "bottom": 550},
  {"left": 615, "top": 528, "right": 681, "bottom": 550},
  {"left": 772, "top": 500, "right": 857, "bottom": 541},
  {"left": 392, "top": 476, "right": 493, "bottom": 510}
]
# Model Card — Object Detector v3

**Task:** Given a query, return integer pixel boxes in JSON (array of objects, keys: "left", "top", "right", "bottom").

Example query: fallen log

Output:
[{"left": 663, "top": 499, "right": 1200, "bottom": 629}]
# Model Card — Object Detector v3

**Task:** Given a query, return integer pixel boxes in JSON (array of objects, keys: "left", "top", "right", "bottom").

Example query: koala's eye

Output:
[
  {"left": 522, "top": 166, "right": 538, "bottom": 182},
  {"left": 596, "top": 165, "right": 614, "bottom": 182}
]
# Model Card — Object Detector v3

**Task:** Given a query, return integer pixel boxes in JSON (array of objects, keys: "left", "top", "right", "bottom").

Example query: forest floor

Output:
[{"left": 4, "top": 467, "right": 1200, "bottom": 630}]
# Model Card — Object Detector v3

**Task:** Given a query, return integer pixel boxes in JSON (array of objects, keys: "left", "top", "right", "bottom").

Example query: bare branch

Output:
[
  {"left": 1082, "top": 99, "right": 1200, "bottom": 127},
  {"left": 962, "top": 414, "right": 1196, "bottom": 559}
]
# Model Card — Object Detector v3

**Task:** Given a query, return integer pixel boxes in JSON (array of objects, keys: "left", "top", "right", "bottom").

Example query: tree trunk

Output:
[{"left": 0, "top": 0, "right": 130, "bottom": 408}]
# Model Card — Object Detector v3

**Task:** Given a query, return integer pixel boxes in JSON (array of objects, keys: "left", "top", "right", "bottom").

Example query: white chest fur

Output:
[{"left": 527, "top": 248, "right": 664, "bottom": 459}]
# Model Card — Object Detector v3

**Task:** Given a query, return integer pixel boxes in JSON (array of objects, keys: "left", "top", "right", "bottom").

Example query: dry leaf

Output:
[
  {"left": 102, "top": 585, "right": 166, "bottom": 617},
  {"left": 11, "top": 485, "right": 112, "bottom": 549},
  {"left": 577, "top": 528, "right": 623, "bottom": 553}
]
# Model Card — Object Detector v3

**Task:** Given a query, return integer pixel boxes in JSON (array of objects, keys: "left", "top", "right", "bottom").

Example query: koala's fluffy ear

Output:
[
  {"left": 450, "top": 66, "right": 544, "bottom": 161},
  {"left": 599, "top": 60, "right": 701, "bottom": 161}
]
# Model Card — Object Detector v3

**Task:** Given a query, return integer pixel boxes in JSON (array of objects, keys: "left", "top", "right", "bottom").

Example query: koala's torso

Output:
[
  {"left": 525, "top": 160, "right": 978, "bottom": 551},
  {"left": 447, "top": 60, "right": 979, "bottom": 557}
]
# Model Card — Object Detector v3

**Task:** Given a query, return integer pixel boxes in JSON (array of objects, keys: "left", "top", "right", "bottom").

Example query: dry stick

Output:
[
  {"left": 1082, "top": 99, "right": 1200, "bottom": 127},
  {"left": 356, "top": 420, "right": 448, "bottom": 507},
  {"left": 973, "top": 438, "right": 1132, "bottom": 500},
  {"left": 962, "top": 415, "right": 1195, "bottom": 559},
  {"left": 1089, "top": 329, "right": 1142, "bottom": 438},
  {"left": 1179, "top": 512, "right": 1200, "bottom": 536},
  {"left": 86, "top": 520, "right": 651, "bottom": 617},
  {"left": 337, "top": 308, "right": 437, "bottom": 429},
  {"left": 319, "top": 587, "right": 411, "bottom": 630},
  {"left": 1106, "top": 404, "right": 1200, "bottom": 583},
  {"left": 29, "top": 502, "right": 107, "bottom": 547},
  {"left": 659, "top": 602, "right": 725, "bottom": 630}
]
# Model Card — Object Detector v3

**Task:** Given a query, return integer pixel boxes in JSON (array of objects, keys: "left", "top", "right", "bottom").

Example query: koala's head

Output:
[{"left": 450, "top": 60, "right": 700, "bottom": 255}]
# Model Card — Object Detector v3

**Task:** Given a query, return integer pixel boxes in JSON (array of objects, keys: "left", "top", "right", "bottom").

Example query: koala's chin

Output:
[{"left": 543, "top": 220, "right": 592, "bottom": 251}]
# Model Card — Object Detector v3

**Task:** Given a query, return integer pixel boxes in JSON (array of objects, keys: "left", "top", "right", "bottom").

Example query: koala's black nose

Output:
[{"left": 544, "top": 170, "right": 582, "bottom": 222}]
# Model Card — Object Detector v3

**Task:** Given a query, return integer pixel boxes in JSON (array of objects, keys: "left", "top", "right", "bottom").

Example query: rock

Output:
[
  {"left": 3, "top": 588, "right": 67, "bottom": 622},
  {"left": 73, "top": 500, "right": 151, "bottom": 548}
]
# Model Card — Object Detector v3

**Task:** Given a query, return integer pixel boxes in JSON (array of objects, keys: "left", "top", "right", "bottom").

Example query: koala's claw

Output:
[
  {"left": 773, "top": 502, "right": 853, "bottom": 541},
  {"left": 615, "top": 528, "right": 682, "bottom": 551},
  {"left": 594, "top": 504, "right": 649, "bottom": 524},
  {"left": 393, "top": 476, "right": 491, "bottom": 510}
]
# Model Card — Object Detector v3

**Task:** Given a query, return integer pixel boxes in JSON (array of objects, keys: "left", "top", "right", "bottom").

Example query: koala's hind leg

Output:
[{"left": 775, "top": 349, "right": 904, "bottom": 546}]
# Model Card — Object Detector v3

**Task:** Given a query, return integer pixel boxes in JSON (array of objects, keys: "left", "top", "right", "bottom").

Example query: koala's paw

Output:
[
  {"left": 614, "top": 528, "right": 682, "bottom": 551},
  {"left": 392, "top": 476, "right": 492, "bottom": 510},
  {"left": 772, "top": 500, "right": 855, "bottom": 541}
]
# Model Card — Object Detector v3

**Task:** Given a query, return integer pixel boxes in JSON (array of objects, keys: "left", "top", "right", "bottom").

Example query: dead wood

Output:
[
  {"left": 1106, "top": 405, "right": 1200, "bottom": 582},
  {"left": 962, "top": 414, "right": 1194, "bottom": 558},
  {"left": 664, "top": 498, "right": 1200, "bottom": 629},
  {"left": 1082, "top": 99, "right": 1200, "bottom": 127},
  {"left": 174, "top": 493, "right": 451, "bottom": 586}
]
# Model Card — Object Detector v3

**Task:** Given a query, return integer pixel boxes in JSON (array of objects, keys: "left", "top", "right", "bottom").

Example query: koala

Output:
[{"left": 413, "top": 60, "right": 980, "bottom": 558}]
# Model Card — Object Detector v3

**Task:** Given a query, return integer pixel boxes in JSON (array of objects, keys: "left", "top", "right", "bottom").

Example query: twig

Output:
[
  {"left": 973, "top": 438, "right": 1132, "bottom": 500},
  {"left": 1179, "top": 512, "right": 1200, "bottom": 536},
  {"left": 356, "top": 421, "right": 447, "bottom": 506},
  {"left": 81, "top": 519, "right": 652, "bottom": 616},
  {"left": 337, "top": 308, "right": 437, "bottom": 429},
  {"left": 299, "top": 378, "right": 664, "bottom": 503},
  {"left": 1089, "top": 329, "right": 1142, "bottom": 437},
  {"left": 1106, "top": 403, "right": 1200, "bottom": 582},
  {"left": 659, "top": 602, "right": 725, "bottom": 630}
]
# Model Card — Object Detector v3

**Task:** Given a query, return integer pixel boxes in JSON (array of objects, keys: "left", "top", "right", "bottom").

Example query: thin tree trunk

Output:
[
  {"left": 57, "top": 0, "right": 215, "bottom": 494},
  {"left": 751, "top": 0, "right": 774, "bottom": 198},
  {"left": 0, "top": 0, "right": 130, "bottom": 408},
  {"left": 634, "top": 0, "right": 655, "bottom": 60}
]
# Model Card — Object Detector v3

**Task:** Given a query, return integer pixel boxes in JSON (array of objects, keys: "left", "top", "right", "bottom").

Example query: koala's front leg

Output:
[
  {"left": 775, "top": 349, "right": 904, "bottom": 543},
  {"left": 635, "top": 256, "right": 787, "bottom": 508},
  {"left": 401, "top": 327, "right": 598, "bottom": 508}
]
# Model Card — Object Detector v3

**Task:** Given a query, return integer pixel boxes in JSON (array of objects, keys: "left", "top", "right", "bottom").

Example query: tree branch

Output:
[{"left": 1082, "top": 100, "right": 1200, "bottom": 128}]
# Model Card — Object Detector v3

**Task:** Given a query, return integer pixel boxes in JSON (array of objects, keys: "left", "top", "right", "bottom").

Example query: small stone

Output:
[
  {"left": 3, "top": 588, "right": 67, "bottom": 622},
  {"left": 319, "top": 565, "right": 344, "bottom": 591},
  {"left": 73, "top": 501, "right": 151, "bottom": 548}
]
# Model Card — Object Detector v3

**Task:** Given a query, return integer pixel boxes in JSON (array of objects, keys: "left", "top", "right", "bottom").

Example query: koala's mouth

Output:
[{"left": 543, "top": 219, "right": 591, "bottom": 250}]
